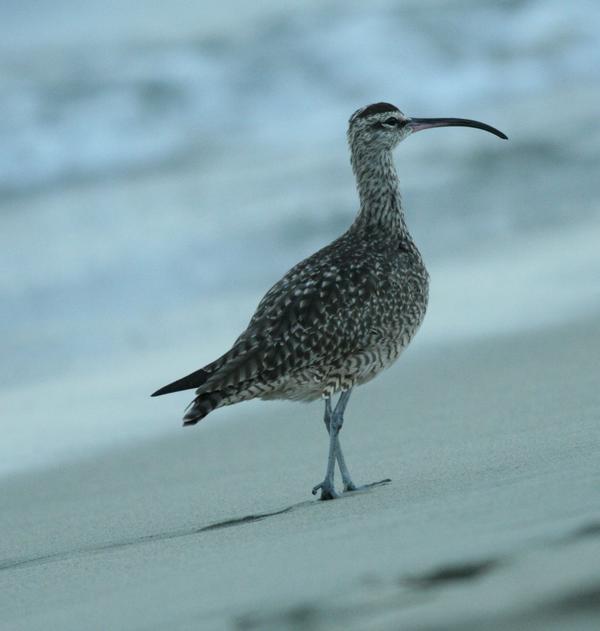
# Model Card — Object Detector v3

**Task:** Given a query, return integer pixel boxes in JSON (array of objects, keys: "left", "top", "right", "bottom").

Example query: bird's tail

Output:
[
  {"left": 182, "top": 391, "right": 226, "bottom": 426},
  {"left": 151, "top": 367, "right": 210, "bottom": 397}
]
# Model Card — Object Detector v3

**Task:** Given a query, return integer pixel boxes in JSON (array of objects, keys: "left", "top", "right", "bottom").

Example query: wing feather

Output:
[{"left": 197, "top": 238, "right": 383, "bottom": 392}]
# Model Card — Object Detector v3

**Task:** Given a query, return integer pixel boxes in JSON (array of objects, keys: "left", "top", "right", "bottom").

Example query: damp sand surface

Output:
[{"left": 2, "top": 313, "right": 599, "bottom": 630}]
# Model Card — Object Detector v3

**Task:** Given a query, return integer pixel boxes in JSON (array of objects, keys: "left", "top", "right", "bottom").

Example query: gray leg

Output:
[
  {"left": 321, "top": 393, "right": 357, "bottom": 492},
  {"left": 336, "top": 443, "right": 357, "bottom": 492},
  {"left": 323, "top": 396, "right": 333, "bottom": 433},
  {"left": 312, "top": 389, "right": 391, "bottom": 500},
  {"left": 312, "top": 389, "right": 353, "bottom": 500}
]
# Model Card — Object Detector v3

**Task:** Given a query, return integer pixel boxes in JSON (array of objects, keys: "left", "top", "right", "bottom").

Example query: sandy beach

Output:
[
  {"left": 2, "top": 311, "right": 599, "bottom": 630},
  {"left": 2, "top": 3, "right": 599, "bottom": 629}
]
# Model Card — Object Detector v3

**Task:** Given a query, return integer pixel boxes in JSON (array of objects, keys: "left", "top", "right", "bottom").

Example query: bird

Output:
[{"left": 152, "top": 102, "right": 507, "bottom": 500}]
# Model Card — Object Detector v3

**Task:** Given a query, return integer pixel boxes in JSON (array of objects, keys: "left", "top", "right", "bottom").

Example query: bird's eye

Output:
[{"left": 384, "top": 117, "right": 398, "bottom": 126}]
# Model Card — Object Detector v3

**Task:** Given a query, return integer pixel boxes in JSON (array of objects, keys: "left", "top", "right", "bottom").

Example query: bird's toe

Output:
[{"left": 312, "top": 481, "right": 340, "bottom": 500}]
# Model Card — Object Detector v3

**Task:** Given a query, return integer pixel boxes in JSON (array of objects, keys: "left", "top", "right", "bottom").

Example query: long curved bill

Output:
[{"left": 408, "top": 117, "right": 508, "bottom": 140}]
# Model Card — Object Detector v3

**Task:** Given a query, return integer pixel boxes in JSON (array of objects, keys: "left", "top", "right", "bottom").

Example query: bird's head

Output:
[{"left": 348, "top": 102, "right": 507, "bottom": 153}]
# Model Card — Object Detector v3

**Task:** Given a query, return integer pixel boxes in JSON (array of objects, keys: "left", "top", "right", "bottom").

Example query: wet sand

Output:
[{"left": 1, "top": 314, "right": 599, "bottom": 630}]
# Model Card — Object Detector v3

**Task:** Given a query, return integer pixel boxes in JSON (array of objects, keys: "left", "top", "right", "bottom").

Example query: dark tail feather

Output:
[
  {"left": 151, "top": 367, "right": 209, "bottom": 397},
  {"left": 182, "top": 392, "right": 225, "bottom": 426}
]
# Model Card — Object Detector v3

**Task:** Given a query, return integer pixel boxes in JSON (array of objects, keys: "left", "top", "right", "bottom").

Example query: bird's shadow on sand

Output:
[{"left": 0, "top": 480, "right": 391, "bottom": 573}]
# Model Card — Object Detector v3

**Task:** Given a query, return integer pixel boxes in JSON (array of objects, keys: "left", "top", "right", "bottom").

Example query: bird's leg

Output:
[
  {"left": 320, "top": 396, "right": 357, "bottom": 492},
  {"left": 312, "top": 406, "right": 339, "bottom": 500},
  {"left": 315, "top": 389, "right": 391, "bottom": 498},
  {"left": 335, "top": 441, "right": 357, "bottom": 492},
  {"left": 323, "top": 396, "right": 333, "bottom": 433},
  {"left": 312, "top": 389, "right": 353, "bottom": 500}
]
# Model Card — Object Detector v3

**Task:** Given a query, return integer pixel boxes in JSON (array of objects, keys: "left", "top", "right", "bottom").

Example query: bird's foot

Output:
[
  {"left": 343, "top": 478, "right": 392, "bottom": 493},
  {"left": 312, "top": 480, "right": 340, "bottom": 500}
]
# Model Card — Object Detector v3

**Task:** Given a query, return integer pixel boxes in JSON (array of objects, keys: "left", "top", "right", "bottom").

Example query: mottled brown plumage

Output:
[{"left": 152, "top": 103, "right": 506, "bottom": 498}]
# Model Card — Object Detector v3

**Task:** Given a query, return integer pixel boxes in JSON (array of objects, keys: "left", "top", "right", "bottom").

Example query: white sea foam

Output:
[{"left": 0, "top": 0, "right": 598, "bottom": 195}]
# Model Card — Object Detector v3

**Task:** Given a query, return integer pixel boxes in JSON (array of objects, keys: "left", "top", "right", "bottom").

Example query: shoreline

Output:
[
  {"left": 2, "top": 310, "right": 600, "bottom": 629},
  {"left": 3, "top": 207, "right": 600, "bottom": 478}
]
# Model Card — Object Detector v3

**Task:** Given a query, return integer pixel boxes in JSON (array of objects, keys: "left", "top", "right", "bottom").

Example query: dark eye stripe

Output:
[{"left": 374, "top": 118, "right": 406, "bottom": 130}]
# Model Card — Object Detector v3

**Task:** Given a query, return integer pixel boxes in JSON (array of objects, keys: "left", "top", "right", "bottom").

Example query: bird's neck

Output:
[{"left": 350, "top": 146, "right": 409, "bottom": 235}]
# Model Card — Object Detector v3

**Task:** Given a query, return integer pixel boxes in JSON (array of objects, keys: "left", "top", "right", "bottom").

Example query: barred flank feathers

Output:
[{"left": 182, "top": 392, "right": 225, "bottom": 426}]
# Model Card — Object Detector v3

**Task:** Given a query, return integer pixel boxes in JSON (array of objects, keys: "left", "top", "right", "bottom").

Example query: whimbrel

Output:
[{"left": 152, "top": 103, "right": 507, "bottom": 500}]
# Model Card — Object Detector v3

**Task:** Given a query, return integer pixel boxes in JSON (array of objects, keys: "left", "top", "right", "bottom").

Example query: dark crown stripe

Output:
[{"left": 356, "top": 102, "right": 399, "bottom": 119}]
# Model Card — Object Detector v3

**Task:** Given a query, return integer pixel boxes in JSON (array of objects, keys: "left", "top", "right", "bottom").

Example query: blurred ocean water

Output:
[
  {"left": 1, "top": 0, "right": 599, "bottom": 197},
  {"left": 1, "top": 0, "right": 599, "bottom": 472}
]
